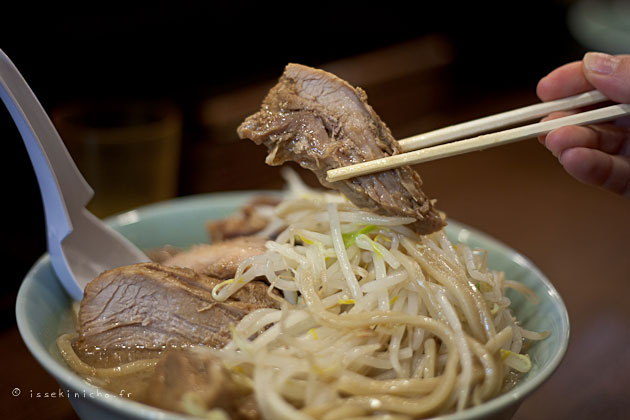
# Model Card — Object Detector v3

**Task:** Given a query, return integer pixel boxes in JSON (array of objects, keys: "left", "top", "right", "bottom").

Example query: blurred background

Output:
[{"left": 1, "top": 1, "right": 629, "bottom": 419}]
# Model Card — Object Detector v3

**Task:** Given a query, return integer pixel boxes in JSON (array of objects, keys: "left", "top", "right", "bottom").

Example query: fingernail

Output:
[
  {"left": 584, "top": 52, "right": 619, "bottom": 75},
  {"left": 544, "top": 132, "right": 559, "bottom": 157}
]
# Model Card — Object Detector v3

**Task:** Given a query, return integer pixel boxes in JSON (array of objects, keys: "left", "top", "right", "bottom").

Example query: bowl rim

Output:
[{"left": 16, "top": 191, "right": 570, "bottom": 420}]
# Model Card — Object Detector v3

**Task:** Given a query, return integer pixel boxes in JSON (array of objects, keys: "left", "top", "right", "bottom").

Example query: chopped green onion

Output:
[
  {"left": 338, "top": 298, "right": 356, "bottom": 305},
  {"left": 308, "top": 328, "right": 318, "bottom": 340},
  {"left": 365, "top": 236, "right": 384, "bottom": 258},
  {"left": 297, "top": 233, "right": 314, "bottom": 245},
  {"left": 500, "top": 349, "right": 532, "bottom": 372},
  {"left": 342, "top": 225, "right": 377, "bottom": 248},
  {"left": 211, "top": 278, "right": 234, "bottom": 300}
]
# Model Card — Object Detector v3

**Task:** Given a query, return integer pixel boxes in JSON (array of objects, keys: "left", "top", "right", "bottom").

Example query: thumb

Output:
[{"left": 583, "top": 52, "right": 630, "bottom": 103}]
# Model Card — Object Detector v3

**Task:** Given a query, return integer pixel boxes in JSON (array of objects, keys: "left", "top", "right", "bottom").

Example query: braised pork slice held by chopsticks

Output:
[{"left": 237, "top": 63, "right": 445, "bottom": 235}]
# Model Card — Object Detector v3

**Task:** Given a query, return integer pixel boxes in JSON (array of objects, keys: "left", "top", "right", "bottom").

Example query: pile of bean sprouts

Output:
[{"left": 201, "top": 170, "right": 549, "bottom": 420}]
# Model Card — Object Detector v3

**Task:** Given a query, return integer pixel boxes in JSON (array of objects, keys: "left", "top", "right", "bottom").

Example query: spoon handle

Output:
[
  {"left": 1, "top": 49, "right": 149, "bottom": 300},
  {"left": 0, "top": 49, "right": 98, "bottom": 299},
  {"left": 0, "top": 50, "right": 93, "bottom": 242}
]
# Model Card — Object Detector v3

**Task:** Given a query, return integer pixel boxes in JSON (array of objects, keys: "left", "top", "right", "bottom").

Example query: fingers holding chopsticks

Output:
[
  {"left": 537, "top": 52, "right": 630, "bottom": 197},
  {"left": 537, "top": 53, "right": 630, "bottom": 103},
  {"left": 539, "top": 115, "right": 630, "bottom": 198},
  {"left": 326, "top": 53, "right": 630, "bottom": 190},
  {"left": 558, "top": 146, "right": 630, "bottom": 198},
  {"left": 537, "top": 61, "right": 593, "bottom": 101},
  {"left": 582, "top": 53, "right": 630, "bottom": 103},
  {"left": 545, "top": 124, "right": 629, "bottom": 157}
]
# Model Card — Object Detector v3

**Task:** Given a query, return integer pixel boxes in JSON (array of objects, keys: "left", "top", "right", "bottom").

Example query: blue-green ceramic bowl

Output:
[{"left": 16, "top": 192, "right": 569, "bottom": 420}]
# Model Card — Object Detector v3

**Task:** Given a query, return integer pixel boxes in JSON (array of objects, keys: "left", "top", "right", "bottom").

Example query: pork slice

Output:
[
  {"left": 144, "top": 350, "right": 259, "bottom": 420},
  {"left": 144, "top": 245, "right": 182, "bottom": 264},
  {"left": 76, "top": 263, "right": 278, "bottom": 352},
  {"left": 237, "top": 63, "right": 445, "bottom": 235},
  {"left": 163, "top": 236, "right": 268, "bottom": 279},
  {"left": 207, "top": 205, "right": 269, "bottom": 243},
  {"left": 207, "top": 212, "right": 267, "bottom": 243}
]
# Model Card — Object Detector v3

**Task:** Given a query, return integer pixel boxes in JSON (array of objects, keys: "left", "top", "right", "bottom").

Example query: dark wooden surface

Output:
[{"left": 2, "top": 26, "right": 629, "bottom": 420}]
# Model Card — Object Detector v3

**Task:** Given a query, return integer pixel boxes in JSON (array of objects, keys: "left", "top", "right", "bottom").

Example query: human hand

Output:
[{"left": 537, "top": 52, "right": 630, "bottom": 198}]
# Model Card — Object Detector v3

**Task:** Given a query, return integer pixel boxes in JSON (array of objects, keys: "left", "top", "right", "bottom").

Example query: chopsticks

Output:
[
  {"left": 396, "top": 90, "right": 609, "bottom": 151},
  {"left": 326, "top": 90, "right": 630, "bottom": 183}
]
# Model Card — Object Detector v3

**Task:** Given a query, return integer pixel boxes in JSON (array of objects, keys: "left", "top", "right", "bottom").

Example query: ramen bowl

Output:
[{"left": 16, "top": 191, "right": 570, "bottom": 420}]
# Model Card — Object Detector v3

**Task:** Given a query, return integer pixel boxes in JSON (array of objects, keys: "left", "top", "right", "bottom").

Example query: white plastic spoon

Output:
[{"left": 0, "top": 49, "right": 149, "bottom": 301}]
